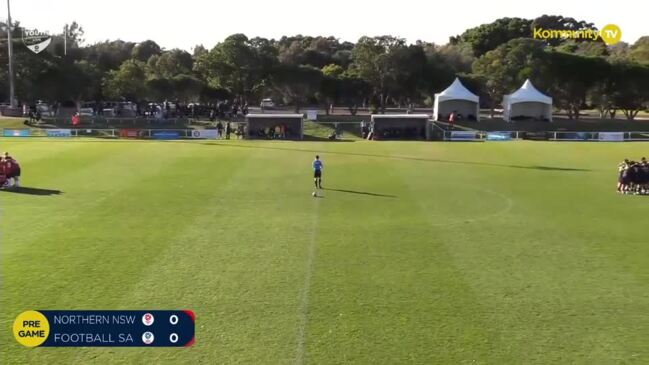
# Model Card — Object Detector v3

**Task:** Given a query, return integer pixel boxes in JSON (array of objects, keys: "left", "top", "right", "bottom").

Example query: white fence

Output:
[
  {"left": 2, "top": 127, "right": 649, "bottom": 142},
  {"left": 1, "top": 128, "right": 226, "bottom": 139},
  {"left": 437, "top": 129, "right": 649, "bottom": 142}
]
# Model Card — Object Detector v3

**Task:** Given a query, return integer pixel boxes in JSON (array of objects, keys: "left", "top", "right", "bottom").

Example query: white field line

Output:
[{"left": 294, "top": 199, "right": 320, "bottom": 365}]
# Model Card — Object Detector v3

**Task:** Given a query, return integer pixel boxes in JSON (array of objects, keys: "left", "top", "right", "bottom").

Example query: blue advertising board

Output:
[
  {"left": 449, "top": 131, "right": 479, "bottom": 141},
  {"left": 486, "top": 132, "right": 512, "bottom": 141},
  {"left": 3, "top": 129, "right": 30, "bottom": 137},
  {"left": 598, "top": 132, "right": 624, "bottom": 142},
  {"left": 557, "top": 132, "right": 590, "bottom": 141},
  {"left": 151, "top": 131, "right": 181, "bottom": 140},
  {"left": 46, "top": 129, "right": 72, "bottom": 137}
]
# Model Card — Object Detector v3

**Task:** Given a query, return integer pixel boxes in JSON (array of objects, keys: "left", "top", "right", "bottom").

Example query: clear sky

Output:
[{"left": 5, "top": 0, "right": 646, "bottom": 50}]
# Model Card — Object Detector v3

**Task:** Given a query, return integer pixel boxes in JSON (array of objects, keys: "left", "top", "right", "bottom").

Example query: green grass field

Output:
[{"left": 2, "top": 138, "right": 649, "bottom": 364}]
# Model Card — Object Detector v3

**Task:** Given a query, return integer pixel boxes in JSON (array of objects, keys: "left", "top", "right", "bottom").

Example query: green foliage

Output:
[
  {"left": 451, "top": 17, "right": 532, "bottom": 56},
  {"left": 629, "top": 36, "right": 649, "bottom": 64},
  {"left": 195, "top": 34, "right": 274, "bottom": 101},
  {"left": 609, "top": 62, "right": 649, "bottom": 119},
  {"left": 83, "top": 40, "right": 136, "bottom": 71},
  {"left": 531, "top": 15, "right": 599, "bottom": 46},
  {"left": 147, "top": 49, "right": 193, "bottom": 79},
  {"left": 270, "top": 64, "right": 323, "bottom": 112},
  {"left": 556, "top": 40, "right": 608, "bottom": 57},
  {"left": 472, "top": 39, "right": 548, "bottom": 112},
  {"left": 0, "top": 19, "right": 647, "bottom": 112},
  {"left": 102, "top": 59, "right": 147, "bottom": 100},
  {"left": 322, "top": 64, "right": 344, "bottom": 78},
  {"left": 131, "top": 40, "right": 162, "bottom": 62},
  {"left": 546, "top": 52, "right": 610, "bottom": 118}
]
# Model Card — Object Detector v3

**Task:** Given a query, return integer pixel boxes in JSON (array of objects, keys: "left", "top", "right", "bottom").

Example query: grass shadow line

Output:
[
  {"left": 201, "top": 142, "right": 591, "bottom": 172},
  {"left": 1, "top": 187, "right": 63, "bottom": 196},
  {"left": 323, "top": 188, "right": 397, "bottom": 198}
]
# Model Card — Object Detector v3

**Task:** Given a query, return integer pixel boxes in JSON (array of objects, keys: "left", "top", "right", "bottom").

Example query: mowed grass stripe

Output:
[
  {"left": 390, "top": 142, "right": 649, "bottom": 363},
  {"left": 303, "top": 143, "right": 496, "bottom": 364},
  {"left": 1, "top": 142, "right": 238, "bottom": 364},
  {"left": 1, "top": 141, "right": 172, "bottom": 255},
  {"left": 61, "top": 144, "right": 261, "bottom": 365},
  {"left": 66, "top": 144, "right": 322, "bottom": 364},
  {"left": 2, "top": 140, "right": 649, "bottom": 364}
]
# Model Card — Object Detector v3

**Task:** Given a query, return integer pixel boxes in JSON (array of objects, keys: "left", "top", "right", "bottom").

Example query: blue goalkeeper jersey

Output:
[{"left": 313, "top": 160, "right": 323, "bottom": 171}]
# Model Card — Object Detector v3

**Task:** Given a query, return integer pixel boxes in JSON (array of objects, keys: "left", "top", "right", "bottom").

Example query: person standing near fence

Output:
[
  {"left": 216, "top": 121, "right": 224, "bottom": 138},
  {"left": 72, "top": 113, "right": 81, "bottom": 126},
  {"left": 448, "top": 111, "right": 456, "bottom": 130}
]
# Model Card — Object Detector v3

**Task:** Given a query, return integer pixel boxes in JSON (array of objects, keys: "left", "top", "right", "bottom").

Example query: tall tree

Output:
[
  {"left": 351, "top": 36, "right": 406, "bottom": 112},
  {"left": 472, "top": 38, "right": 548, "bottom": 116},
  {"left": 132, "top": 40, "right": 162, "bottom": 62},
  {"left": 147, "top": 49, "right": 193, "bottom": 79},
  {"left": 531, "top": 15, "right": 599, "bottom": 46},
  {"left": 83, "top": 40, "right": 136, "bottom": 72},
  {"left": 547, "top": 52, "right": 609, "bottom": 119},
  {"left": 629, "top": 36, "right": 649, "bottom": 64},
  {"left": 103, "top": 59, "right": 147, "bottom": 101},
  {"left": 270, "top": 65, "right": 322, "bottom": 112},
  {"left": 450, "top": 17, "right": 532, "bottom": 56},
  {"left": 610, "top": 62, "right": 649, "bottom": 120},
  {"left": 197, "top": 34, "right": 267, "bottom": 103}
]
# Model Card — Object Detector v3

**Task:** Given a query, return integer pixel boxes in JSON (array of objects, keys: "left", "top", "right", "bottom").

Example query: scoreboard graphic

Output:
[{"left": 13, "top": 310, "right": 195, "bottom": 347}]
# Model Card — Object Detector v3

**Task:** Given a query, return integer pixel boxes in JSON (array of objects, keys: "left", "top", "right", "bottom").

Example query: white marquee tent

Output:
[
  {"left": 433, "top": 78, "right": 480, "bottom": 122},
  {"left": 503, "top": 79, "right": 553, "bottom": 122}
]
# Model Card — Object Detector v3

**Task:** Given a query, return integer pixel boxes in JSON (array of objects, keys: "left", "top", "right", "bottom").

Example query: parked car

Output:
[
  {"left": 260, "top": 98, "right": 275, "bottom": 109},
  {"left": 79, "top": 102, "right": 96, "bottom": 116},
  {"left": 36, "top": 103, "right": 55, "bottom": 117},
  {"left": 103, "top": 101, "right": 137, "bottom": 117}
]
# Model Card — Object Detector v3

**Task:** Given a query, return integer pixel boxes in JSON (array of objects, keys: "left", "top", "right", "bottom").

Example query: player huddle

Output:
[
  {"left": 0, "top": 152, "right": 21, "bottom": 188},
  {"left": 617, "top": 158, "right": 649, "bottom": 195}
]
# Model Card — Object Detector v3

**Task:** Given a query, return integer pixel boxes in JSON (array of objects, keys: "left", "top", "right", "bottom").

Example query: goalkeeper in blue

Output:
[{"left": 313, "top": 155, "right": 323, "bottom": 189}]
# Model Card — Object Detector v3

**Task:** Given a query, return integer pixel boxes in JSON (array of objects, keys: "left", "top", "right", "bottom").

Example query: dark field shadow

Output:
[
  {"left": 1, "top": 187, "right": 63, "bottom": 196},
  {"left": 202, "top": 142, "right": 591, "bottom": 172},
  {"left": 302, "top": 136, "right": 356, "bottom": 142},
  {"left": 520, "top": 165, "right": 588, "bottom": 172},
  {"left": 323, "top": 188, "right": 397, "bottom": 198}
]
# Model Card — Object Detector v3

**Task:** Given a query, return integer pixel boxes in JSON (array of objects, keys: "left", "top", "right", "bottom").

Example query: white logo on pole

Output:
[
  {"left": 142, "top": 331, "right": 155, "bottom": 345},
  {"left": 22, "top": 28, "right": 52, "bottom": 54},
  {"left": 142, "top": 313, "right": 155, "bottom": 326}
]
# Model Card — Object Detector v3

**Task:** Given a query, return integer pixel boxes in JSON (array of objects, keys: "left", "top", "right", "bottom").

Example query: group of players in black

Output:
[{"left": 618, "top": 158, "right": 649, "bottom": 195}]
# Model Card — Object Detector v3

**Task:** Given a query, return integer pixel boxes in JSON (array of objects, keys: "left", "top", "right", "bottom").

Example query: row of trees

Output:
[{"left": 1, "top": 15, "right": 648, "bottom": 118}]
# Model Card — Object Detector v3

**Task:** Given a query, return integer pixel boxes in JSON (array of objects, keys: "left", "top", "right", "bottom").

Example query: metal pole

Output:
[
  {"left": 63, "top": 23, "right": 67, "bottom": 56},
  {"left": 6, "top": 0, "right": 16, "bottom": 107}
]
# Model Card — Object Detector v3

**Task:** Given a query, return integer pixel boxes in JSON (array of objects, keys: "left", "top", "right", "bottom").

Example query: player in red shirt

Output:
[
  {"left": 0, "top": 158, "right": 7, "bottom": 188},
  {"left": 3, "top": 152, "right": 21, "bottom": 188}
]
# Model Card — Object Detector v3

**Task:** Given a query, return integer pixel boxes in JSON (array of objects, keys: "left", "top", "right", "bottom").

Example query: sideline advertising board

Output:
[
  {"left": 189, "top": 130, "right": 219, "bottom": 139},
  {"left": 598, "top": 132, "right": 624, "bottom": 142},
  {"left": 306, "top": 110, "right": 318, "bottom": 121},
  {"left": 46, "top": 129, "right": 72, "bottom": 137},
  {"left": 449, "top": 131, "right": 480, "bottom": 141},
  {"left": 486, "top": 132, "right": 512, "bottom": 141},
  {"left": 3, "top": 129, "right": 30, "bottom": 137},
  {"left": 119, "top": 129, "right": 141, "bottom": 139},
  {"left": 151, "top": 131, "right": 181, "bottom": 140}
]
